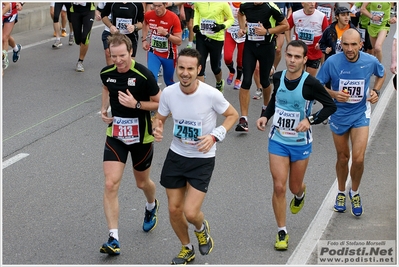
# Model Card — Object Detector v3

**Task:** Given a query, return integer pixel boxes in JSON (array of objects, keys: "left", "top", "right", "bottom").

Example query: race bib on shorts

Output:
[{"left": 112, "top": 116, "right": 140, "bottom": 145}]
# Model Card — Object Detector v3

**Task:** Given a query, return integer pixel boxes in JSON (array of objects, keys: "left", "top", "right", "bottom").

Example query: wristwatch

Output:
[
  {"left": 165, "top": 33, "right": 170, "bottom": 38},
  {"left": 134, "top": 25, "right": 138, "bottom": 32},
  {"left": 135, "top": 101, "right": 141, "bottom": 109},
  {"left": 266, "top": 28, "right": 270, "bottom": 35},
  {"left": 307, "top": 115, "right": 314, "bottom": 124}
]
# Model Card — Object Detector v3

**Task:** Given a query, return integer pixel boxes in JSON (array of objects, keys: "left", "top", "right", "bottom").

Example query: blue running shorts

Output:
[{"left": 268, "top": 139, "right": 312, "bottom": 162}]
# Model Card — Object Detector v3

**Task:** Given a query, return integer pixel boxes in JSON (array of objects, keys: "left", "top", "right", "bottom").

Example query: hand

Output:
[
  {"left": 196, "top": 135, "right": 216, "bottom": 153},
  {"left": 256, "top": 117, "right": 268, "bottom": 131},
  {"left": 152, "top": 119, "right": 164, "bottom": 142},
  {"left": 295, "top": 118, "right": 311, "bottom": 132},
  {"left": 118, "top": 89, "right": 137, "bottom": 108},
  {"left": 101, "top": 109, "right": 113, "bottom": 124},
  {"left": 390, "top": 63, "right": 397, "bottom": 75},
  {"left": 367, "top": 90, "right": 379, "bottom": 104},
  {"left": 237, "top": 28, "right": 246, "bottom": 38},
  {"left": 211, "top": 23, "right": 225, "bottom": 33},
  {"left": 193, "top": 25, "right": 200, "bottom": 33},
  {"left": 335, "top": 90, "right": 350, "bottom": 103}
]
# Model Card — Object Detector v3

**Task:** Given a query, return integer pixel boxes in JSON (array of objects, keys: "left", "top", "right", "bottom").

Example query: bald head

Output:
[
  {"left": 342, "top": 28, "right": 361, "bottom": 43},
  {"left": 341, "top": 29, "right": 363, "bottom": 62}
]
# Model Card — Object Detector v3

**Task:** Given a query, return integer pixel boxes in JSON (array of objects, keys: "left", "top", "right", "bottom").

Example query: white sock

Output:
[
  {"left": 262, "top": 105, "right": 267, "bottom": 110},
  {"left": 241, "top": 116, "right": 248, "bottom": 121},
  {"left": 109, "top": 229, "right": 119, "bottom": 241},
  {"left": 296, "top": 192, "right": 304, "bottom": 200},
  {"left": 338, "top": 190, "right": 345, "bottom": 194},
  {"left": 13, "top": 45, "right": 18, "bottom": 51},
  {"left": 146, "top": 201, "right": 155, "bottom": 211},
  {"left": 195, "top": 222, "right": 205, "bottom": 232},
  {"left": 188, "top": 41, "right": 193, "bottom": 46},
  {"left": 278, "top": 226, "right": 287, "bottom": 234},
  {"left": 351, "top": 188, "right": 359, "bottom": 196},
  {"left": 61, "top": 28, "right": 66, "bottom": 31},
  {"left": 183, "top": 243, "right": 193, "bottom": 250}
]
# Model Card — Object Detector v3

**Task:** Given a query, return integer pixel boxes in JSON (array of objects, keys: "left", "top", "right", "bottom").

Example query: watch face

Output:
[{"left": 136, "top": 102, "right": 141, "bottom": 109}]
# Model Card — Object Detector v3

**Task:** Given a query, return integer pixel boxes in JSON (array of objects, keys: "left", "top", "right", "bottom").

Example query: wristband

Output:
[{"left": 210, "top": 125, "right": 226, "bottom": 142}]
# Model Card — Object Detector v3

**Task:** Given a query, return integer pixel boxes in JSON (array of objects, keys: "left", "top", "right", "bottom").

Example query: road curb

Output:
[{"left": 13, "top": 3, "right": 52, "bottom": 35}]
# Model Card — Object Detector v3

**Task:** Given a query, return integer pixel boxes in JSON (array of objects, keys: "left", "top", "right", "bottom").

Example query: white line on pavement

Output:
[
  {"left": 2, "top": 153, "right": 30, "bottom": 169},
  {"left": 287, "top": 77, "right": 395, "bottom": 265}
]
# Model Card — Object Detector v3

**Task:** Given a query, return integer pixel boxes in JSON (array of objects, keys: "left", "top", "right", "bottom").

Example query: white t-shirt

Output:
[{"left": 158, "top": 81, "right": 230, "bottom": 158}]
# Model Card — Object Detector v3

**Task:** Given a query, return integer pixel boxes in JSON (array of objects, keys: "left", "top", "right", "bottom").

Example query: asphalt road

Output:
[{"left": 2, "top": 19, "right": 397, "bottom": 266}]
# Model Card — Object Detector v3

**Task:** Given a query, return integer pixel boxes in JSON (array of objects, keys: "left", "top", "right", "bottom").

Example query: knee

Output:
[
  {"left": 337, "top": 152, "right": 350, "bottom": 165},
  {"left": 104, "top": 178, "right": 119, "bottom": 192},
  {"left": 168, "top": 204, "right": 183, "bottom": 219},
  {"left": 273, "top": 182, "right": 286, "bottom": 196},
  {"left": 183, "top": 209, "right": 197, "bottom": 222}
]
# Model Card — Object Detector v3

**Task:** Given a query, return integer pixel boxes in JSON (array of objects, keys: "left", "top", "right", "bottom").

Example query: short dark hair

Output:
[
  {"left": 286, "top": 40, "right": 308, "bottom": 57},
  {"left": 178, "top": 48, "right": 202, "bottom": 67},
  {"left": 107, "top": 32, "right": 133, "bottom": 53}
]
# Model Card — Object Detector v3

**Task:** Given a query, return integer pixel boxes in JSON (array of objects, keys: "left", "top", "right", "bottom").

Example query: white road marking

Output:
[{"left": 2, "top": 153, "right": 29, "bottom": 169}]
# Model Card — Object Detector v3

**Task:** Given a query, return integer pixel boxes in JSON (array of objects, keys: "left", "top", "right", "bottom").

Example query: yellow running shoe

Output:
[
  {"left": 290, "top": 186, "right": 306, "bottom": 214},
  {"left": 275, "top": 230, "right": 289, "bottom": 250}
]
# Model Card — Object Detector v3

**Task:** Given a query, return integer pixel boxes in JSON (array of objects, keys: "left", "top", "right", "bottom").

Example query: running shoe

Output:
[
  {"left": 143, "top": 198, "right": 159, "bottom": 232},
  {"left": 234, "top": 79, "right": 241, "bottom": 90},
  {"left": 333, "top": 193, "right": 346, "bottom": 213},
  {"left": 235, "top": 117, "right": 249, "bottom": 132},
  {"left": 253, "top": 88, "right": 263, "bottom": 99},
  {"left": 349, "top": 190, "right": 363, "bottom": 216},
  {"left": 290, "top": 186, "right": 306, "bottom": 214},
  {"left": 69, "top": 34, "right": 74, "bottom": 45},
  {"left": 2, "top": 50, "right": 9, "bottom": 70},
  {"left": 186, "top": 44, "right": 192, "bottom": 48},
  {"left": 171, "top": 245, "right": 195, "bottom": 265},
  {"left": 12, "top": 44, "right": 21, "bottom": 63},
  {"left": 226, "top": 72, "right": 234, "bottom": 85},
  {"left": 76, "top": 61, "right": 84, "bottom": 72},
  {"left": 194, "top": 220, "right": 214, "bottom": 255},
  {"left": 53, "top": 31, "right": 57, "bottom": 37},
  {"left": 275, "top": 230, "right": 289, "bottom": 250},
  {"left": 61, "top": 29, "right": 67, "bottom": 37},
  {"left": 52, "top": 39, "right": 62, "bottom": 48},
  {"left": 100, "top": 234, "right": 120, "bottom": 255},
  {"left": 216, "top": 80, "right": 224, "bottom": 93}
]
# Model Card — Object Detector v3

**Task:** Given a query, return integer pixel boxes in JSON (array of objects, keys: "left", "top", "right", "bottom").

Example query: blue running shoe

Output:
[
  {"left": 333, "top": 193, "right": 346, "bottom": 213},
  {"left": 100, "top": 234, "right": 120, "bottom": 255},
  {"left": 349, "top": 190, "right": 363, "bottom": 216},
  {"left": 143, "top": 199, "right": 159, "bottom": 232},
  {"left": 12, "top": 44, "right": 21, "bottom": 63}
]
